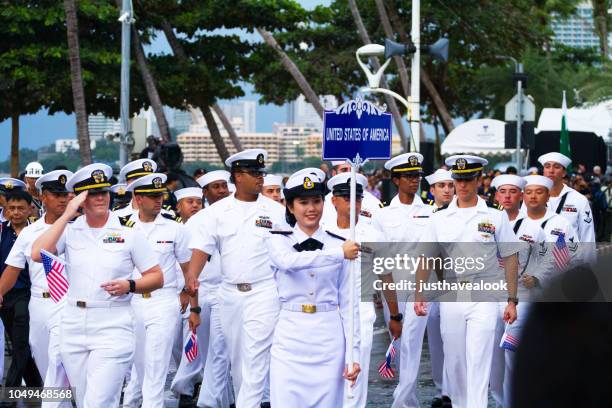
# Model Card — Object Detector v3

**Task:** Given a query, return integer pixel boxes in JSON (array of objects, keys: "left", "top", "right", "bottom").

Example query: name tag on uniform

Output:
[
  {"left": 412, "top": 215, "right": 430, "bottom": 219},
  {"left": 103, "top": 233, "right": 125, "bottom": 243},
  {"left": 562, "top": 206, "right": 577, "bottom": 213},
  {"left": 255, "top": 216, "right": 272, "bottom": 229},
  {"left": 477, "top": 221, "right": 495, "bottom": 234}
]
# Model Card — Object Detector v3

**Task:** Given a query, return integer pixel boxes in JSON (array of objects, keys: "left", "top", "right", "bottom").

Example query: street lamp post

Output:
[
  {"left": 496, "top": 55, "right": 525, "bottom": 171},
  {"left": 355, "top": 37, "right": 448, "bottom": 153},
  {"left": 118, "top": 0, "right": 135, "bottom": 167}
]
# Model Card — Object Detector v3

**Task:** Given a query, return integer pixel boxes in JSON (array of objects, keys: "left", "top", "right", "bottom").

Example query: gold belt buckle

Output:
[
  {"left": 76, "top": 301, "right": 86, "bottom": 308},
  {"left": 142, "top": 292, "right": 151, "bottom": 299},
  {"left": 237, "top": 283, "right": 252, "bottom": 292},
  {"left": 301, "top": 304, "right": 317, "bottom": 313},
  {"left": 42, "top": 292, "right": 51, "bottom": 299}
]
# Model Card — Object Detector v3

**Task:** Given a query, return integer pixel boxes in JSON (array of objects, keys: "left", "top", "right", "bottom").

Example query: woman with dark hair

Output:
[{"left": 266, "top": 168, "right": 361, "bottom": 407}]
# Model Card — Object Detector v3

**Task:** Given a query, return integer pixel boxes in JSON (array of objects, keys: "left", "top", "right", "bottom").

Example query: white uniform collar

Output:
[
  {"left": 293, "top": 224, "right": 326, "bottom": 243},
  {"left": 446, "top": 196, "right": 489, "bottom": 214},
  {"left": 390, "top": 194, "right": 425, "bottom": 208},
  {"left": 71, "top": 211, "right": 121, "bottom": 230}
]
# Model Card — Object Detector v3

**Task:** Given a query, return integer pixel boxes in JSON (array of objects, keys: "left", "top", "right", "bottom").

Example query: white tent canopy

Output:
[
  {"left": 536, "top": 100, "right": 612, "bottom": 142},
  {"left": 441, "top": 118, "right": 515, "bottom": 156}
]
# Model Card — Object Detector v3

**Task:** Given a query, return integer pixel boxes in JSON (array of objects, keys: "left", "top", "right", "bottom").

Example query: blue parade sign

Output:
[{"left": 322, "top": 98, "right": 392, "bottom": 161}]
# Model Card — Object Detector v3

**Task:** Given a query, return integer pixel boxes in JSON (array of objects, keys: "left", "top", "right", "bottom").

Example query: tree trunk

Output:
[
  {"left": 161, "top": 19, "right": 237, "bottom": 155},
  {"left": 10, "top": 114, "right": 19, "bottom": 177},
  {"left": 256, "top": 27, "right": 325, "bottom": 118},
  {"left": 385, "top": 0, "right": 455, "bottom": 134},
  {"left": 132, "top": 25, "right": 172, "bottom": 142},
  {"left": 202, "top": 105, "right": 230, "bottom": 163},
  {"left": 592, "top": 0, "right": 610, "bottom": 60},
  {"left": 347, "top": 0, "right": 410, "bottom": 151},
  {"left": 374, "top": 0, "right": 410, "bottom": 97},
  {"left": 212, "top": 104, "right": 243, "bottom": 151},
  {"left": 63, "top": 0, "right": 92, "bottom": 165}
]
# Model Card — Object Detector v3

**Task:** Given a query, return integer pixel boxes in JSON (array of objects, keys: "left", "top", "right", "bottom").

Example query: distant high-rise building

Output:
[
  {"left": 88, "top": 113, "right": 120, "bottom": 141},
  {"left": 218, "top": 101, "right": 256, "bottom": 133},
  {"left": 173, "top": 110, "right": 193, "bottom": 135},
  {"left": 551, "top": 2, "right": 609, "bottom": 49},
  {"left": 287, "top": 95, "right": 337, "bottom": 130}
]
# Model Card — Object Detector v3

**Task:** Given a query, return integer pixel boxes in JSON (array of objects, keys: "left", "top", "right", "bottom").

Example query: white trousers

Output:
[
  {"left": 29, "top": 296, "right": 71, "bottom": 408},
  {"left": 171, "top": 290, "right": 210, "bottom": 396},
  {"left": 219, "top": 281, "right": 279, "bottom": 408},
  {"left": 123, "top": 293, "right": 180, "bottom": 408},
  {"left": 197, "top": 295, "right": 234, "bottom": 408},
  {"left": 439, "top": 302, "right": 497, "bottom": 408},
  {"left": 427, "top": 302, "right": 445, "bottom": 398},
  {"left": 60, "top": 303, "right": 135, "bottom": 408},
  {"left": 343, "top": 302, "right": 376, "bottom": 408}
]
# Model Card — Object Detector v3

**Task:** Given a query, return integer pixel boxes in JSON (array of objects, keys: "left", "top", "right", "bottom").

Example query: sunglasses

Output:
[{"left": 239, "top": 170, "right": 267, "bottom": 178}]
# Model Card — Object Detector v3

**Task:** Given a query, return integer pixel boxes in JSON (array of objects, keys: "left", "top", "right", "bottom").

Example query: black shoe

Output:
[
  {"left": 441, "top": 395, "right": 452, "bottom": 408},
  {"left": 431, "top": 397, "right": 444, "bottom": 408},
  {"left": 178, "top": 394, "right": 197, "bottom": 408},
  {"left": 261, "top": 402, "right": 271, "bottom": 408}
]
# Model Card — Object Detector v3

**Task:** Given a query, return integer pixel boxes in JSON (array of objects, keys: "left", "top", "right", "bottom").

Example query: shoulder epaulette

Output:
[
  {"left": 433, "top": 203, "right": 449, "bottom": 213},
  {"left": 112, "top": 202, "right": 129, "bottom": 211},
  {"left": 270, "top": 230, "right": 293, "bottom": 235},
  {"left": 379, "top": 202, "right": 386, "bottom": 208},
  {"left": 427, "top": 199, "right": 435, "bottom": 206},
  {"left": 325, "top": 231, "right": 346, "bottom": 241},
  {"left": 119, "top": 216, "right": 135, "bottom": 228},
  {"left": 162, "top": 212, "right": 182, "bottom": 223},
  {"left": 487, "top": 201, "right": 504, "bottom": 211},
  {"left": 162, "top": 204, "right": 176, "bottom": 212}
]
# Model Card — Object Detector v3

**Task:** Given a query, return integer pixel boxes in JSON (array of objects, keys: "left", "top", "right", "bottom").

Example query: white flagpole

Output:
[{"left": 346, "top": 154, "right": 360, "bottom": 398}]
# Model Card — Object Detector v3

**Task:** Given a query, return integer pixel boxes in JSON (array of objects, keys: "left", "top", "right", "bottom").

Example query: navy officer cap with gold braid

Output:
[
  {"left": 225, "top": 148, "right": 267, "bottom": 170},
  {"left": 119, "top": 159, "right": 157, "bottom": 183},
  {"left": 283, "top": 168, "right": 325, "bottom": 201},
  {"left": 66, "top": 164, "right": 112, "bottom": 193},
  {"left": 444, "top": 154, "right": 488, "bottom": 180},
  {"left": 384, "top": 153, "right": 424, "bottom": 176},
  {"left": 126, "top": 173, "right": 168, "bottom": 196}
]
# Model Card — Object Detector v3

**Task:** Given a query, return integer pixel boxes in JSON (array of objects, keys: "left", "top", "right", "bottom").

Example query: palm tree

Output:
[
  {"left": 63, "top": 0, "right": 92, "bottom": 165},
  {"left": 591, "top": 0, "right": 610, "bottom": 60},
  {"left": 10, "top": 114, "right": 19, "bottom": 177},
  {"left": 257, "top": 27, "right": 325, "bottom": 118}
]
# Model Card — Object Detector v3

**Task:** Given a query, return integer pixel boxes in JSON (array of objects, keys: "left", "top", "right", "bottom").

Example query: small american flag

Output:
[
  {"left": 552, "top": 233, "right": 570, "bottom": 270},
  {"left": 40, "top": 249, "right": 69, "bottom": 303},
  {"left": 378, "top": 338, "right": 397, "bottom": 379},
  {"left": 499, "top": 331, "right": 519, "bottom": 352},
  {"left": 184, "top": 330, "right": 198, "bottom": 363}
]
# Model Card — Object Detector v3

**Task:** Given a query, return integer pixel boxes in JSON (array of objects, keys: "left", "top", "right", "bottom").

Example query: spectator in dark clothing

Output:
[
  {"left": 506, "top": 166, "right": 518, "bottom": 175},
  {"left": 0, "top": 190, "right": 42, "bottom": 389},
  {"left": 193, "top": 168, "right": 207, "bottom": 180},
  {"left": 139, "top": 135, "right": 161, "bottom": 160}
]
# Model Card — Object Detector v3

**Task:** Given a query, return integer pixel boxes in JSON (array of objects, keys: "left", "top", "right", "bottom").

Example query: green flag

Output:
[{"left": 560, "top": 90, "right": 572, "bottom": 173}]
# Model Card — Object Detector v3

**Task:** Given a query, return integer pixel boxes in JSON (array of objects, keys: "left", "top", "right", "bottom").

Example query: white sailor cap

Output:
[
  {"left": 283, "top": 168, "right": 325, "bottom": 201},
  {"left": 425, "top": 169, "right": 453, "bottom": 185},
  {"left": 35, "top": 170, "right": 73, "bottom": 193},
  {"left": 225, "top": 148, "right": 267, "bottom": 170},
  {"left": 537, "top": 152, "right": 571, "bottom": 168},
  {"left": 110, "top": 183, "right": 130, "bottom": 197},
  {"left": 523, "top": 175, "right": 553, "bottom": 190},
  {"left": 290, "top": 167, "right": 326, "bottom": 182},
  {"left": 0, "top": 177, "right": 27, "bottom": 194},
  {"left": 384, "top": 153, "right": 424, "bottom": 175},
  {"left": 527, "top": 166, "right": 539, "bottom": 175},
  {"left": 331, "top": 160, "right": 347, "bottom": 167},
  {"left": 66, "top": 164, "right": 112, "bottom": 193},
  {"left": 491, "top": 174, "right": 526, "bottom": 190},
  {"left": 119, "top": 159, "right": 157, "bottom": 183},
  {"left": 327, "top": 173, "right": 367, "bottom": 197},
  {"left": 445, "top": 154, "right": 488, "bottom": 179},
  {"left": 126, "top": 173, "right": 167, "bottom": 196},
  {"left": 263, "top": 174, "right": 283, "bottom": 187},
  {"left": 197, "top": 170, "right": 230, "bottom": 188},
  {"left": 175, "top": 187, "right": 203, "bottom": 201},
  {"left": 25, "top": 161, "right": 44, "bottom": 178}
]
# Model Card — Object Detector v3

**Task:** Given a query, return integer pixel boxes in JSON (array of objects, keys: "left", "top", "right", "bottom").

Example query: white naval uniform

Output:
[
  {"left": 5, "top": 217, "right": 70, "bottom": 407},
  {"left": 266, "top": 226, "right": 360, "bottom": 407},
  {"left": 55, "top": 213, "right": 157, "bottom": 408},
  {"left": 122, "top": 212, "right": 191, "bottom": 408},
  {"left": 419, "top": 197, "right": 520, "bottom": 408},
  {"left": 324, "top": 219, "right": 380, "bottom": 408},
  {"left": 548, "top": 184, "right": 595, "bottom": 261},
  {"left": 322, "top": 190, "right": 382, "bottom": 227},
  {"left": 171, "top": 208, "right": 233, "bottom": 408},
  {"left": 373, "top": 195, "right": 443, "bottom": 408},
  {"left": 491, "top": 211, "right": 577, "bottom": 408},
  {"left": 190, "top": 193, "right": 287, "bottom": 408}
]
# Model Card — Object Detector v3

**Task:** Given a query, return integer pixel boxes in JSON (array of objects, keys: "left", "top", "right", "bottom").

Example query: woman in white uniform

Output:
[{"left": 266, "top": 169, "right": 361, "bottom": 407}]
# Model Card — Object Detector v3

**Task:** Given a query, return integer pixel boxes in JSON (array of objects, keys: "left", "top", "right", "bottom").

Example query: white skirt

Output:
[{"left": 270, "top": 308, "right": 345, "bottom": 408}]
